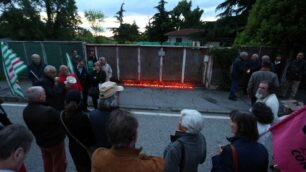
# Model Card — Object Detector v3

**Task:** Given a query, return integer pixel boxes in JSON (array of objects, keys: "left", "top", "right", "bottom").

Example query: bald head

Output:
[
  {"left": 44, "top": 65, "right": 56, "bottom": 79},
  {"left": 31, "top": 54, "right": 41, "bottom": 65},
  {"left": 26, "top": 86, "right": 46, "bottom": 102}
]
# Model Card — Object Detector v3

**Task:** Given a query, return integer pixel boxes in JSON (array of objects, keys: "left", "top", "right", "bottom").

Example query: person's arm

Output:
[
  {"left": 247, "top": 74, "right": 254, "bottom": 95},
  {"left": 0, "top": 105, "right": 12, "bottom": 126},
  {"left": 107, "top": 64, "right": 112, "bottom": 80}
]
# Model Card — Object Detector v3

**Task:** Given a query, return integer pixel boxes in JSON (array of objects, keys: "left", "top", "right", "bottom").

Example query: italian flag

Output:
[{"left": 0, "top": 42, "right": 27, "bottom": 98}]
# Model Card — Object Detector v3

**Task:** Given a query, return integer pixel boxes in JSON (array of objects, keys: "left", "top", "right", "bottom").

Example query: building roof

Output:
[{"left": 165, "top": 29, "right": 204, "bottom": 36}]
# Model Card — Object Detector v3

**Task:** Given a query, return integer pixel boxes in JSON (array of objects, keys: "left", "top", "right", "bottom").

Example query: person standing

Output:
[
  {"left": 33, "top": 65, "right": 65, "bottom": 111},
  {"left": 89, "top": 62, "right": 106, "bottom": 109},
  {"left": 255, "top": 81, "right": 279, "bottom": 122},
  {"left": 99, "top": 56, "right": 112, "bottom": 81},
  {"left": 273, "top": 55, "right": 285, "bottom": 84},
  {"left": 211, "top": 111, "right": 269, "bottom": 172},
  {"left": 61, "top": 90, "right": 96, "bottom": 172},
  {"left": 244, "top": 54, "right": 261, "bottom": 94},
  {"left": 71, "top": 49, "right": 82, "bottom": 70},
  {"left": 75, "top": 60, "right": 90, "bottom": 112},
  {"left": 89, "top": 81, "right": 123, "bottom": 148},
  {"left": 87, "top": 50, "right": 97, "bottom": 74},
  {"left": 247, "top": 61, "right": 279, "bottom": 105},
  {"left": 164, "top": 109, "right": 206, "bottom": 172},
  {"left": 23, "top": 86, "right": 66, "bottom": 172},
  {"left": 282, "top": 52, "right": 306, "bottom": 99},
  {"left": 229, "top": 52, "right": 248, "bottom": 101},
  {"left": 58, "top": 65, "right": 83, "bottom": 93},
  {"left": 27, "top": 54, "right": 46, "bottom": 84}
]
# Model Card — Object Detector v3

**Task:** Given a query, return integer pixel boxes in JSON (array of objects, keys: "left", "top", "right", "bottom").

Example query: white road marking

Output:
[{"left": 2, "top": 103, "right": 229, "bottom": 120}]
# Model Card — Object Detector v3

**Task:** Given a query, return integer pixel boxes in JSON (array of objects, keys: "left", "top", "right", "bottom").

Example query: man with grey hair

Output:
[
  {"left": 27, "top": 53, "right": 46, "bottom": 84},
  {"left": 0, "top": 124, "right": 33, "bottom": 172},
  {"left": 34, "top": 65, "right": 65, "bottom": 110},
  {"left": 164, "top": 109, "right": 206, "bottom": 172},
  {"left": 229, "top": 51, "right": 248, "bottom": 101},
  {"left": 89, "top": 81, "right": 123, "bottom": 147},
  {"left": 23, "top": 86, "right": 66, "bottom": 172},
  {"left": 99, "top": 56, "right": 112, "bottom": 81}
]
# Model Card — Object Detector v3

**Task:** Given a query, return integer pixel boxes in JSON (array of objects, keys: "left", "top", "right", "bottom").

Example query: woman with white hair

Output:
[{"left": 163, "top": 109, "right": 206, "bottom": 172}]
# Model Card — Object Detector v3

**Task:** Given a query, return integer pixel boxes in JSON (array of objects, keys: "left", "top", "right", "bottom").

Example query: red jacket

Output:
[{"left": 58, "top": 73, "right": 83, "bottom": 92}]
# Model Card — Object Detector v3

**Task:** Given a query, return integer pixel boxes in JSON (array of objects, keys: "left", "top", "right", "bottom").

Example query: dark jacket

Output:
[
  {"left": 164, "top": 131, "right": 206, "bottom": 172},
  {"left": 75, "top": 66, "right": 90, "bottom": 90},
  {"left": 90, "top": 70, "right": 106, "bottom": 87},
  {"left": 89, "top": 108, "right": 117, "bottom": 148},
  {"left": 23, "top": 102, "right": 65, "bottom": 148},
  {"left": 231, "top": 57, "right": 246, "bottom": 80},
  {"left": 62, "top": 110, "right": 96, "bottom": 172},
  {"left": 27, "top": 62, "right": 46, "bottom": 83},
  {"left": 286, "top": 59, "right": 306, "bottom": 81},
  {"left": 211, "top": 137, "right": 268, "bottom": 172},
  {"left": 34, "top": 75, "right": 65, "bottom": 111}
]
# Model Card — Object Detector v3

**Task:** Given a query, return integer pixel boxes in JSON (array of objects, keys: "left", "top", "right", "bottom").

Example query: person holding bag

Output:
[
  {"left": 61, "top": 90, "right": 96, "bottom": 172},
  {"left": 211, "top": 111, "right": 269, "bottom": 172},
  {"left": 89, "top": 62, "right": 106, "bottom": 109}
]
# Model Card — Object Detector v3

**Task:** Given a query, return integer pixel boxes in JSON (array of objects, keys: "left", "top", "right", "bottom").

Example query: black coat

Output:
[
  {"left": 286, "top": 59, "right": 306, "bottom": 81},
  {"left": 62, "top": 110, "right": 96, "bottom": 172},
  {"left": 27, "top": 62, "right": 46, "bottom": 83},
  {"left": 23, "top": 102, "right": 65, "bottom": 148},
  {"left": 90, "top": 70, "right": 106, "bottom": 87},
  {"left": 34, "top": 75, "right": 65, "bottom": 111},
  {"left": 75, "top": 67, "right": 90, "bottom": 90},
  {"left": 231, "top": 57, "right": 246, "bottom": 80},
  {"left": 211, "top": 137, "right": 268, "bottom": 172},
  {"left": 89, "top": 108, "right": 117, "bottom": 148}
]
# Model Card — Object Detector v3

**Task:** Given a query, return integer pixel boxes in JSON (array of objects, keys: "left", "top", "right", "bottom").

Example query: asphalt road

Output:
[{"left": 1, "top": 103, "right": 272, "bottom": 172}]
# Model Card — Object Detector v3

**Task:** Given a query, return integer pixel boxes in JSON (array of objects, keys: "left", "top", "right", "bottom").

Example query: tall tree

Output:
[
  {"left": 235, "top": 0, "right": 306, "bottom": 54},
  {"left": 145, "top": 0, "right": 173, "bottom": 42},
  {"left": 42, "top": 0, "right": 80, "bottom": 40},
  {"left": 115, "top": 3, "right": 125, "bottom": 25},
  {"left": 0, "top": 0, "right": 44, "bottom": 40},
  {"left": 170, "top": 0, "right": 204, "bottom": 29},
  {"left": 85, "top": 10, "right": 104, "bottom": 36},
  {"left": 112, "top": 3, "right": 140, "bottom": 43},
  {"left": 216, "top": 0, "right": 256, "bottom": 17}
]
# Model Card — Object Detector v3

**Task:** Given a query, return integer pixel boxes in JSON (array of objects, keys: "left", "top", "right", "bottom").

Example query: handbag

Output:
[
  {"left": 88, "top": 86, "right": 99, "bottom": 97},
  {"left": 60, "top": 112, "right": 96, "bottom": 158}
]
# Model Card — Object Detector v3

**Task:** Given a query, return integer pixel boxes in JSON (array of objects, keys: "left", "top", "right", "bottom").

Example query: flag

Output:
[
  {"left": 270, "top": 105, "right": 306, "bottom": 172},
  {"left": 0, "top": 42, "right": 27, "bottom": 98},
  {"left": 66, "top": 53, "right": 75, "bottom": 74}
]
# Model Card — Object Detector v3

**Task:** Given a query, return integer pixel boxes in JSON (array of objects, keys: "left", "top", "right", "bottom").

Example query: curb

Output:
[{"left": 2, "top": 96, "right": 232, "bottom": 115}]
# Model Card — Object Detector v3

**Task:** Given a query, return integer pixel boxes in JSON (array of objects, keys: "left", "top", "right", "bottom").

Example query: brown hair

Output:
[
  {"left": 107, "top": 109, "right": 138, "bottom": 148},
  {"left": 229, "top": 110, "right": 259, "bottom": 141}
]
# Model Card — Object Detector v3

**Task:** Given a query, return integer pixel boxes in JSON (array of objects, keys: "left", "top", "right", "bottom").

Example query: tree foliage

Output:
[
  {"left": 111, "top": 3, "right": 140, "bottom": 44},
  {"left": 170, "top": 0, "right": 204, "bottom": 29},
  {"left": 0, "top": 0, "right": 44, "bottom": 40},
  {"left": 145, "top": 0, "right": 173, "bottom": 42},
  {"left": 235, "top": 0, "right": 306, "bottom": 53},
  {"left": 85, "top": 10, "right": 104, "bottom": 36},
  {"left": 0, "top": 0, "right": 81, "bottom": 40}
]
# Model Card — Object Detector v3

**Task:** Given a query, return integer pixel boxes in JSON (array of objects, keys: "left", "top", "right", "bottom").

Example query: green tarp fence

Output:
[{"left": 0, "top": 41, "right": 84, "bottom": 78}]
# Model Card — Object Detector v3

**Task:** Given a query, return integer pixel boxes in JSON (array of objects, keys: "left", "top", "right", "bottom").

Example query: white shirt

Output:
[
  {"left": 257, "top": 122, "right": 271, "bottom": 145},
  {"left": 102, "top": 63, "right": 112, "bottom": 81},
  {"left": 257, "top": 93, "right": 279, "bottom": 122}
]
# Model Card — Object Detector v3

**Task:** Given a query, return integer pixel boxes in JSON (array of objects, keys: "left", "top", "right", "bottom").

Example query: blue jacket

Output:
[
  {"left": 164, "top": 131, "right": 207, "bottom": 172},
  {"left": 231, "top": 57, "right": 246, "bottom": 80},
  {"left": 211, "top": 137, "right": 268, "bottom": 172}
]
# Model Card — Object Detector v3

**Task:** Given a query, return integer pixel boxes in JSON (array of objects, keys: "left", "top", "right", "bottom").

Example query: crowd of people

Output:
[{"left": 0, "top": 50, "right": 305, "bottom": 172}]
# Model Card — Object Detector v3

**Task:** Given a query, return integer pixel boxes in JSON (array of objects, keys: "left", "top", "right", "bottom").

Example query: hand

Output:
[{"left": 218, "top": 145, "right": 225, "bottom": 154}]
